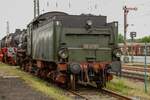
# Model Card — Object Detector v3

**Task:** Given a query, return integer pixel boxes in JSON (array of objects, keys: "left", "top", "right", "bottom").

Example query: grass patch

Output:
[
  {"left": 107, "top": 76, "right": 150, "bottom": 99},
  {"left": 106, "top": 78, "right": 131, "bottom": 95},
  {"left": 0, "top": 63, "right": 71, "bottom": 100}
]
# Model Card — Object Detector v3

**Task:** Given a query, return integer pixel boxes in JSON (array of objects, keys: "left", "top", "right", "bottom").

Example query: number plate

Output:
[{"left": 83, "top": 44, "right": 99, "bottom": 49}]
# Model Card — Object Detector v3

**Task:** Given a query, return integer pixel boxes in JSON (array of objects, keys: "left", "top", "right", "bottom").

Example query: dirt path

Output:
[{"left": 0, "top": 78, "right": 53, "bottom": 100}]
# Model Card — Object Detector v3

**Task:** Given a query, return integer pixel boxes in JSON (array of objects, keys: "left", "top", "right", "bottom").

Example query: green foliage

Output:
[
  {"left": 118, "top": 34, "right": 124, "bottom": 43},
  {"left": 106, "top": 78, "right": 130, "bottom": 95},
  {"left": 107, "top": 76, "right": 150, "bottom": 99},
  {"left": 139, "top": 36, "right": 150, "bottom": 43}
]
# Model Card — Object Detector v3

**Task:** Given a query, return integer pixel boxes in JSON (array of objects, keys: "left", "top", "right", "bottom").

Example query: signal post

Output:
[{"left": 123, "top": 6, "right": 137, "bottom": 63}]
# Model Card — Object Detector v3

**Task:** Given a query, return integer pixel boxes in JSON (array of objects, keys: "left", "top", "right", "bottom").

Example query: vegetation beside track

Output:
[
  {"left": 0, "top": 63, "right": 71, "bottom": 100},
  {"left": 107, "top": 76, "right": 150, "bottom": 100}
]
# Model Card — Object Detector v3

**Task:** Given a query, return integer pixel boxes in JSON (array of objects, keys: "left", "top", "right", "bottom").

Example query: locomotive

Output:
[
  {"left": 0, "top": 29, "right": 26, "bottom": 65},
  {"left": 1, "top": 11, "right": 121, "bottom": 90}
]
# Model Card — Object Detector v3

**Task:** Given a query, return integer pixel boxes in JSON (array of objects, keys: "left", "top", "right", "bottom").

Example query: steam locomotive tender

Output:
[{"left": 19, "top": 12, "right": 121, "bottom": 90}]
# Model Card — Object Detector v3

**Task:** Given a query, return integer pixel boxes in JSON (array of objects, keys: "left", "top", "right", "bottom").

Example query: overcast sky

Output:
[{"left": 0, "top": 0, "right": 150, "bottom": 39}]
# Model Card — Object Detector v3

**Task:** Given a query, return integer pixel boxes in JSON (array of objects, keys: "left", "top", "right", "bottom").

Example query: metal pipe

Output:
[
  {"left": 124, "top": 6, "right": 127, "bottom": 42},
  {"left": 37, "top": 0, "right": 40, "bottom": 16},
  {"left": 144, "top": 42, "right": 148, "bottom": 93}
]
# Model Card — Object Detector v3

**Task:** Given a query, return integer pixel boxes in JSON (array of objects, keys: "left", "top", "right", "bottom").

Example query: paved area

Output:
[{"left": 0, "top": 78, "right": 52, "bottom": 100}]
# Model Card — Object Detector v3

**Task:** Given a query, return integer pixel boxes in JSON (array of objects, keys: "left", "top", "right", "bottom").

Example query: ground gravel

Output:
[{"left": 0, "top": 78, "right": 53, "bottom": 100}]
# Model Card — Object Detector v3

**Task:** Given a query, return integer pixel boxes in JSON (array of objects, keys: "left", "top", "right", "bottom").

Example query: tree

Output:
[
  {"left": 118, "top": 34, "right": 124, "bottom": 43},
  {"left": 139, "top": 36, "right": 150, "bottom": 43}
]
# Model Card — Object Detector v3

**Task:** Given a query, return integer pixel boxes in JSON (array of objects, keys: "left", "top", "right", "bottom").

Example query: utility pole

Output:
[
  {"left": 6, "top": 21, "right": 10, "bottom": 47},
  {"left": 6, "top": 21, "right": 10, "bottom": 35},
  {"left": 34, "top": 0, "right": 40, "bottom": 19},
  {"left": 123, "top": 6, "right": 137, "bottom": 63},
  {"left": 34, "top": 0, "right": 36, "bottom": 18}
]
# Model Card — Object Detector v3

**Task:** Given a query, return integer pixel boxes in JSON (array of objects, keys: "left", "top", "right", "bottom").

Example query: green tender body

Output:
[{"left": 27, "top": 12, "right": 118, "bottom": 63}]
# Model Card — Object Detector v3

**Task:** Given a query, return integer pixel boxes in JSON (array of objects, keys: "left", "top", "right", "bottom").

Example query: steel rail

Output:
[
  {"left": 102, "top": 88, "right": 132, "bottom": 100},
  {"left": 121, "top": 71, "right": 145, "bottom": 81},
  {"left": 123, "top": 66, "right": 150, "bottom": 73},
  {"left": 68, "top": 90, "right": 89, "bottom": 100},
  {"left": 68, "top": 87, "right": 133, "bottom": 100}
]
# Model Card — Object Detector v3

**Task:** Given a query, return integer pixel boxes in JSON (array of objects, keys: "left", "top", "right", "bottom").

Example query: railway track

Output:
[
  {"left": 121, "top": 71, "right": 150, "bottom": 81},
  {"left": 123, "top": 66, "right": 150, "bottom": 73},
  {"left": 68, "top": 90, "right": 89, "bottom": 100},
  {"left": 122, "top": 65, "right": 150, "bottom": 81},
  {"left": 67, "top": 87, "right": 132, "bottom": 100},
  {"left": 102, "top": 88, "right": 132, "bottom": 100}
]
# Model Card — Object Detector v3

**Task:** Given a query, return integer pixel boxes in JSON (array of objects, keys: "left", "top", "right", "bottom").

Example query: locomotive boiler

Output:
[{"left": 17, "top": 11, "right": 121, "bottom": 90}]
